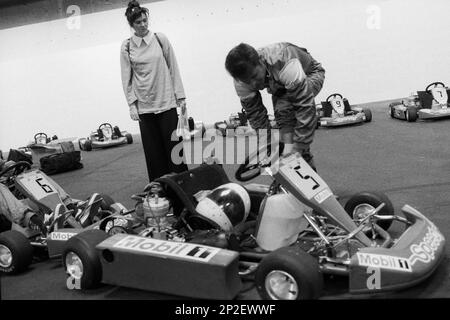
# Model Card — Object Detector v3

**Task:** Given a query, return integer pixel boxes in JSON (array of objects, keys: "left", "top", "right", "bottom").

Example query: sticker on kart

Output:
[
  {"left": 357, "top": 223, "right": 444, "bottom": 273},
  {"left": 409, "top": 224, "right": 444, "bottom": 265},
  {"left": 334, "top": 116, "right": 359, "bottom": 123},
  {"left": 113, "top": 235, "right": 221, "bottom": 263},
  {"left": 16, "top": 171, "right": 58, "bottom": 201},
  {"left": 49, "top": 232, "right": 78, "bottom": 241}
]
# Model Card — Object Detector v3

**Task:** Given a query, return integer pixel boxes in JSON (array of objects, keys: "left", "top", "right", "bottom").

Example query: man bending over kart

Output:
[{"left": 225, "top": 42, "right": 325, "bottom": 169}]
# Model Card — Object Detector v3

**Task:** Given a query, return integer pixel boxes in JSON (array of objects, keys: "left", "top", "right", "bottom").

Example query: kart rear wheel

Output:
[
  {"left": 362, "top": 108, "right": 372, "bottom": 122},
  {"left": 0, "top": 230, "right": 33, "bottom": 274},
  {"left": 344, "top": 192, "right": 394, "bottom": 231},
  {"left": 406, "top": 107, "right": 417, "bottom": 122},
  {"left": 113, "top": 126, "right": 122, "bottom": 137},
  {"left": 63, "top": 229, "right": 108, "bottom": 289},
  {"left": 125, "top": 133, "right": 133, "bottom": 144},
  {"left": 84, "top": 139, "right": 92, "bottom": 151},
  {"left": 100, "top": 194, "right": 115, "bottom": 210},
  {"left": 255, "top": 246, "right": 323, "bottom": 300}
]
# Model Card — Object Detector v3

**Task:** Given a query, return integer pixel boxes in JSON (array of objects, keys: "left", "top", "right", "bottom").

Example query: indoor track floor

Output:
[{"left": 1, "top": 99, "right": 449, "bottom": 300}]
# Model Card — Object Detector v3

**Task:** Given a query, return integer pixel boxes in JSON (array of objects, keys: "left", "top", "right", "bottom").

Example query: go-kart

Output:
[
  {"left": 389, "top": 82, "right": 450, "bottom": 122},
  {"left": 317, "top": 93, "right": 372, "bottom": 127},
  {"left": 32, "top": 132, "right": 58, "bottom": 145},
  {"left": 79, "top": 123, "right": 133, "bottom": 151},
  {"left": 0, "top": 161, "right": 126, "bottom": 274},
  {"left": 60, "top": 144, "right": 445, "bottom": 300},
  {"left": 214, "top": 109, "right": 276, "bottom": 137},
  {"left": 26, "top": 132, "right": 79, "bottom": 165}
]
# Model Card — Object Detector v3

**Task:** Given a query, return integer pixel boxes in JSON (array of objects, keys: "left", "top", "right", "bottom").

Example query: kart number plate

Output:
[
  {"left": 331, "top": 97, "right": 345, "bottom": 115},
  {"left": 278, "top": 155, "right": 327, "bottom": 200},
  {"left": 431, "top": 87, "right": 448, "bottom": 105},
  {"left": 17, "top": 172, "right": 58, "bottom": 201}
]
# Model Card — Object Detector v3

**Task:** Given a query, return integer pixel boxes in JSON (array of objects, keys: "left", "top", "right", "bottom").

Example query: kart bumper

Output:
[
  {"left": 349, "top": 205, "right": 445, "bottom": 294},
  {"left": 92, "top": 137, "right": 127, "bottom": 149},
  {"left": 418, "top": 108, "right": 450, "bottom": 119},
  {"left": 319, "top": 114, "right": 365, "bottom": 127},
  {"left": 96, "top": 234, "right": 242, "bottom": 299}
]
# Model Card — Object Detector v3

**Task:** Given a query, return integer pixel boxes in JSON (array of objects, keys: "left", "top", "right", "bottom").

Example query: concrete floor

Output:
[{"left": 1, "top": 99, "right": 449, "bottom": 300}]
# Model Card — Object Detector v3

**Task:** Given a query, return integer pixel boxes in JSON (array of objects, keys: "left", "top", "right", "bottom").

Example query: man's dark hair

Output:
[{"left": 225, "top": 43, "right": 260, "bottom": 79}]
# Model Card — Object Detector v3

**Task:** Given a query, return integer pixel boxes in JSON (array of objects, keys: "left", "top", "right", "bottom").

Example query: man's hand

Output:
[
  {"left": 129, "top": 103, "right": 140, "bottom": 121},
  {"left": 177, "top": 98, "right": 187, "bottom": 115},
  {"left": 281, "top": 143, "right": 294, "bottom": 157}
]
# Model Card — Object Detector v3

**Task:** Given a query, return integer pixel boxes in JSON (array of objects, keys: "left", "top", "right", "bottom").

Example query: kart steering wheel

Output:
[
  {"left": 235, "top": 142, "right": 284, "bottom": 182},
  {"left": 326, "top": 93, "right": 343, "bottom": 102},
  {"left": 98, "top": 123, "right": 113, "bottom": 131},
  {"left": 0, "top": 161, "right": 31, "bottom": 190},
  {"left": 426, "top": 82, "right": 445, "bottom": 93},
  {"left": 34, "top": 132, "right": 48, "bottom": 144}
]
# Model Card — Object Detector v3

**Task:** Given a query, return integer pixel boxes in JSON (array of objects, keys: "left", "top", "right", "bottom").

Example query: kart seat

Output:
[
  {"left": 155, "top": 164, "right": 231, "bottom": 217},
  {"left": 417, "top": 89, "right": 450, "bottom": 109}
]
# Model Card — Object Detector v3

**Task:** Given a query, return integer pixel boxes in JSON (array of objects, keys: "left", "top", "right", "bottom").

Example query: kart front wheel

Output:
[
  {"left": 255, "top": 246, "right": 323, "bottom": 300},
  {"left": 0, "top": 230, "right": 33, "bottom": 274},
  {"left": 344, "top": 191, "right": 394, "bottom": 231},
  {"left": 389, "top": 102, "right": 402, "bottom": 118},
  {"left": 63, "top": 230, "right": 108, "bottom": 289},
  {"left": 362, "top": 108, "right": 372, "bottom": 122},
  {"left": 406, "top": 107, "right": 417, "bottom": 122}
]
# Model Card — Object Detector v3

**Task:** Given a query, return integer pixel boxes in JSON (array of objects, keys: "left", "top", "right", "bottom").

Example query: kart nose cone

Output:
[
  {"left": 65, "top": 252, "right": 83, "bottom": 279},
  {"left": 265, "top": 270, "right": 299, "bottom": 300},
  {"left": 0, "top": 244, "right": 12, "bottom": 268}
]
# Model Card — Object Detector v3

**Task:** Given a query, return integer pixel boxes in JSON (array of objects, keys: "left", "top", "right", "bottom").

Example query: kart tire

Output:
[
  {"left": 84, "top": 139, "right": 92, "bottom": 151},
  {"left": 125, "top": 133, "right": 133, "bottom": 144},
  {"left": 344, "top": 191, "right": 394, "bottom": 231},
  {"left": 0, "top": 230, "right": 33, "bottom": 274},
  {"left": 63, "top": 229, "right": 108, "bottom": 289},
  {"left": 255, "top": 246, "right": 323, "bottom": 300},
  {"left": 406, "top": 107, "right": 417, "bottom": 122},
  {"left": 100, "top": 194, "right": 115, "bottom": 210},
  {"left": 113, "top": 126, "right": 122, "bottom": 138},
  {"left": 362, "top": 108, "right": 372, "bottom": 122}
]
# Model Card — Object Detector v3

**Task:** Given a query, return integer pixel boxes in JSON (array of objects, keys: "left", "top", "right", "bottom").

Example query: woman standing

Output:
[{"left": 120, "top": 0, "right": 188, "bottom": 182}]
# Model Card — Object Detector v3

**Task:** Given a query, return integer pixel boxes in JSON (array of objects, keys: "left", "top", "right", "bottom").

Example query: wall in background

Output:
[{"left": 1, "top": 0, "right": 449, "bottom": 150}]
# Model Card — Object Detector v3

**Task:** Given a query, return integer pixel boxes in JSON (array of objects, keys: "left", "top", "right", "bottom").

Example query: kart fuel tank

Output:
[{"left": 255, "top": 193, "right": 309, "bottom": 251}]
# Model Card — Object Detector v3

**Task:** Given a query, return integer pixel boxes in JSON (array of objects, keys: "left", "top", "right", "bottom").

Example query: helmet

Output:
[{"left": 195, "top": 183, "right": 250, "bottom": 232}]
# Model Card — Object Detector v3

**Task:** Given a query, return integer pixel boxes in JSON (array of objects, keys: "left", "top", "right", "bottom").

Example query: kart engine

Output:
[{"left": 140, "top": 184, "right": 180, "bottom": 241}]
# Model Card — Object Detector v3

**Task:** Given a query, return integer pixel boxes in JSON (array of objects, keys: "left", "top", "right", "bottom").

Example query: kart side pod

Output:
[{"left": 96, "top": 234, "right": 242, "bottom": 299}]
